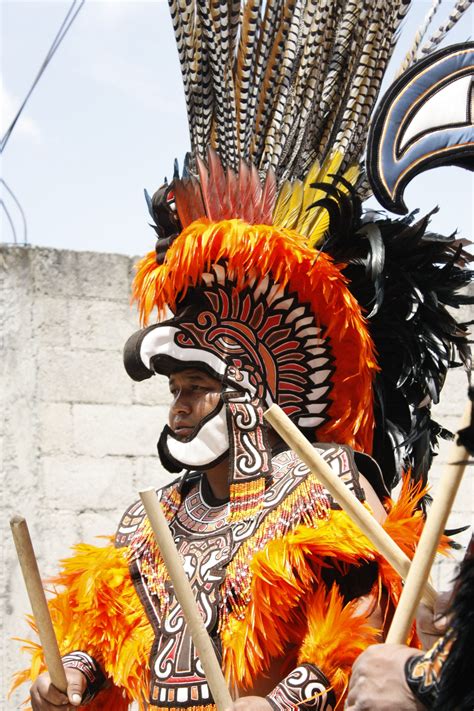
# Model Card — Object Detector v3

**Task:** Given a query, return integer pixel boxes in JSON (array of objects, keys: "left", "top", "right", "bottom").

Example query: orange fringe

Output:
[
  {"left": 229, "top": 477, "right": 266, "bottom": 522},
  {"left": 133, "top": 219, "right": 378, "bottom": 453}
]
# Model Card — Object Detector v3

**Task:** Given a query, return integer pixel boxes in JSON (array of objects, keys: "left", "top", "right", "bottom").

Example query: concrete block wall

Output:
[
  {"left": 1, "top": 246, "right": 174, "bottom": 709},
  {"left": 1, "top": 245, "right": 473, "bottom": 708}
]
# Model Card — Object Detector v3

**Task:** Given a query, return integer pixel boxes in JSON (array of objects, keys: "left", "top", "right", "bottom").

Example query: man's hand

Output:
[
  {"left": 224, "top": 696, "right": 272, "bottom": 711},
  {"left": 30, "top": 667, "right": 87, "bottom": 710},
  {"left": 345, "top": 644, "right": 426, "bottom": 711},
  {"left": 416, "top": 591, "right": 451, "bottom": 650}
]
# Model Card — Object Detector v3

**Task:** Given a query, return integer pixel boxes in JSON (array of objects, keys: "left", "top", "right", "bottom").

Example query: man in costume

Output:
[
  {"left": 13, "top": 2, "right": 474, "bottom": 710},
  {"left": 29, "top": 352, "right": 390, "bottom": 710},
  {"left": 19, "top": 179, "right": 471, "bottom": 710}
]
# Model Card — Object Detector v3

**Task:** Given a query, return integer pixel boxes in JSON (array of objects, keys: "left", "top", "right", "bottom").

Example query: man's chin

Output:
[
  {"left": 159, "top": 407, "right": 230, "bottom": 472},
  {"left": 173, "top": 428, "right": 195, "bottom": 441}
]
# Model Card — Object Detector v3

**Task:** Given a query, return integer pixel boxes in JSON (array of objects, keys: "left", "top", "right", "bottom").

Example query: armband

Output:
[
  {"left": 62, "top": 650, "right": 106, "bottom": 704},
  {"left": 405, "top": 632, "right": 453, "bottom": 708},
  {"left": 266, "top": 663, "right": 336, "bottom": 710}
]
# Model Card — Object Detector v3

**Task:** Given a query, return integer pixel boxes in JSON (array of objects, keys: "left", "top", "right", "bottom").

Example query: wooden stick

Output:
[
  {"left": 139, "top": 489, "right": 234, "bottom": 711},
  {"left": 10, "top": 515, "right": 68, "bottom": 694},
  {"left": 386, "top": 403, "right": 471, "bottom": 644},
  {"left": 264, "top": 404, "right": 437, "bottom": 605}
]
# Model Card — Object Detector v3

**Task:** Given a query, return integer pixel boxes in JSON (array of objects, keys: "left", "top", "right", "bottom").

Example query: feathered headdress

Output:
[{"left": 125, "top": 0, "right": 474, "bottom": 510}]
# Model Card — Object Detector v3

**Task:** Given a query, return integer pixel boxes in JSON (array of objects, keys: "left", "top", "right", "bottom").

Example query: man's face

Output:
[{"left": 168, "top": 368, "right": 222, "bottom": 440}]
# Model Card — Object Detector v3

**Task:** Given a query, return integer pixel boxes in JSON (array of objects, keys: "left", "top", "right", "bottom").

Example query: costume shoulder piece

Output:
[{"left": 115, "top": 473, "right": 193, "bottom": 547}]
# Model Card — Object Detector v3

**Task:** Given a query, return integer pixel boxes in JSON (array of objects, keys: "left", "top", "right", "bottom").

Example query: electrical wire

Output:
[
  {"left": 0, "top": 178, "right": 28, "bottom": 244},
  {"left": 0, "top": 0, "right": 85, "bottom": 153}
]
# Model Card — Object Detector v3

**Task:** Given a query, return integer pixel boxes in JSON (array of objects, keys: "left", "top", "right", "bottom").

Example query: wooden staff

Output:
[
  {"left": 264, "top": 404, "right": 437, "bottom": 605},
  {"left": 10, "top": 515, "right": 68, "bottom": 694},
  {"left": 139, "top": 489, "right": 234, "bottom": 711},
  {"left": 386, "top": 403, "right": 471, "bottom": 644}
]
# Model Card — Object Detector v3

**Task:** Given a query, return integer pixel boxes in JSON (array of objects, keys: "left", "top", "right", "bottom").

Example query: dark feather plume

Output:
[{"left": 316, "top": 178, "right": 473, "bottom": 491}]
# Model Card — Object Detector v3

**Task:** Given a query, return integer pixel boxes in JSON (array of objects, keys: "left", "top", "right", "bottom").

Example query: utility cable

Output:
[{"left": 0, "top": 0, "right": 85, "bottom": 153}]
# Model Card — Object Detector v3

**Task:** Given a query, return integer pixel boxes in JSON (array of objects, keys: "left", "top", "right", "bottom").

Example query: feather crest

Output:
[{"left": 132, "top": 217, "right": 378, "bottom": 451}]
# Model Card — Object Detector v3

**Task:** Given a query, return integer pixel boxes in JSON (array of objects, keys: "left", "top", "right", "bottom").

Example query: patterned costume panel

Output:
[{"left": 115, "top": 445, "right": 364, "bottom": 708}]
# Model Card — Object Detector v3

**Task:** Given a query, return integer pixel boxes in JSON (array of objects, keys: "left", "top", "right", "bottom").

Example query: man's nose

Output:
[{"left": 172, "top": 392, "right": 192, "bottom": 413}]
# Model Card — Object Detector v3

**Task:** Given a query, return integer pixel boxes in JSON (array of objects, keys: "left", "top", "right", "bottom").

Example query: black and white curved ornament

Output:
[{"left": 367, "top": 42, "right": 474, "bottom": 214}]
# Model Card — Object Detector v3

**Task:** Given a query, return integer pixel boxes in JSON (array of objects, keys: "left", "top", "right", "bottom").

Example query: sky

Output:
[{"left": 1, "top": 0, "right": 474, "bottom": 257}]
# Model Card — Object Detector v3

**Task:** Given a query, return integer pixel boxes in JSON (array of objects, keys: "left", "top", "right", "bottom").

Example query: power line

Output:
[
  {"left": 0, "top": 179, "right": 28, "bottom": 244},
  {"left": 0, "top": 0, "right": 85, "bottom": 154}
]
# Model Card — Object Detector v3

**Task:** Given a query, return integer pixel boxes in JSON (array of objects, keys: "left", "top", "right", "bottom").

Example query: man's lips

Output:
[{"left": 173, "top": 424, "right": 195, "bottom": 438}]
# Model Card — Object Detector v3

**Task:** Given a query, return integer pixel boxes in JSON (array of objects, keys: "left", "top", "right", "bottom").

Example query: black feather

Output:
[{"left": 313, "top": 179, "right": 473, "bottom": 493}]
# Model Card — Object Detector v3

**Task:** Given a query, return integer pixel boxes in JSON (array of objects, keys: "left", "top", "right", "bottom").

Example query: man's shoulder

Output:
[
  {"left": 114, "top": 473, "right": 188, "bottom": 548},
  {"left": 115, "top": 498, "right": 148, "bottom": 548},
  {"left": 271, "top": 442, "right": 382, "bottom": 505}
]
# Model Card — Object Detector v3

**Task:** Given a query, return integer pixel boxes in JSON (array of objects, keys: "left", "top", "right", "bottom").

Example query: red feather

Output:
[{"left": 259, "top": 168, "right": 277, "bottom": 223}]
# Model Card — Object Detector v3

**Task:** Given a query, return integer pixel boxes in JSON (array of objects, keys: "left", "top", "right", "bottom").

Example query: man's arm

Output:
[
  {"left": 30, "top": 651, "right": 107, "bottom": 709},
  {"left": 13, "top": 541, "right": 142, "bottom": 710},
  {"left": 345, "top": 628, "right": 454, "bottom": 711}
]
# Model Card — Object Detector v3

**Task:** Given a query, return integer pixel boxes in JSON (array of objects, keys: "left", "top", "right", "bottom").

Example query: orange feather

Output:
[
  {"left": 132, "top": 218, "right": 378, "bottom": 453},
  {"left": 298, "top": 585, "right": 380, "bottom": 706},
  {"left": 222, "top": 478, "right": 445, "bottom": 697},
  {"left": 10, "top": 542, "right": 153, "bottom": 710}
]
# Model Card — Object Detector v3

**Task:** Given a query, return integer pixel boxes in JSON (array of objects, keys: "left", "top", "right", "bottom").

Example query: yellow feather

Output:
[
  {"left": 294, "top": 157, "right": 324, "bottom": 235},
  {"left": 271, "top": 179, "right": 292, "bottom": 225},
  {"left": 342, "top": 164, "right": 360, "bottom": 188},
  {"left": 275, "top": 179, "right": 304, "bottom": 229},
  {"left": 313, "top": 150, "right": 344, "bottom": 196},
  {"left": 307, "top": 210, "right": 331, "bottom": 246},
  {"left": 292, "top": 153, "right": 344, "bottom": 240},
  {"left": 302, "top": 154, "right": 360, "bottom": 247}
]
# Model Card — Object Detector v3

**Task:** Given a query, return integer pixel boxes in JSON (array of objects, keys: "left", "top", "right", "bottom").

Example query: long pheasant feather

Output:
[
  {"left": 252, "top": 0, "right": 295, "bottom": 167},
  {"left": 264, "top": 0, "right": 304, "bottom": 173},
  {"left": 236, "top": 0, "right": 262, "bottom": 155},
  {"left": 397, "top": 0, "right": 443, "bottom": 76},
  {"left": 420, "top": 0, "right": 473, "bottom": 56}
]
